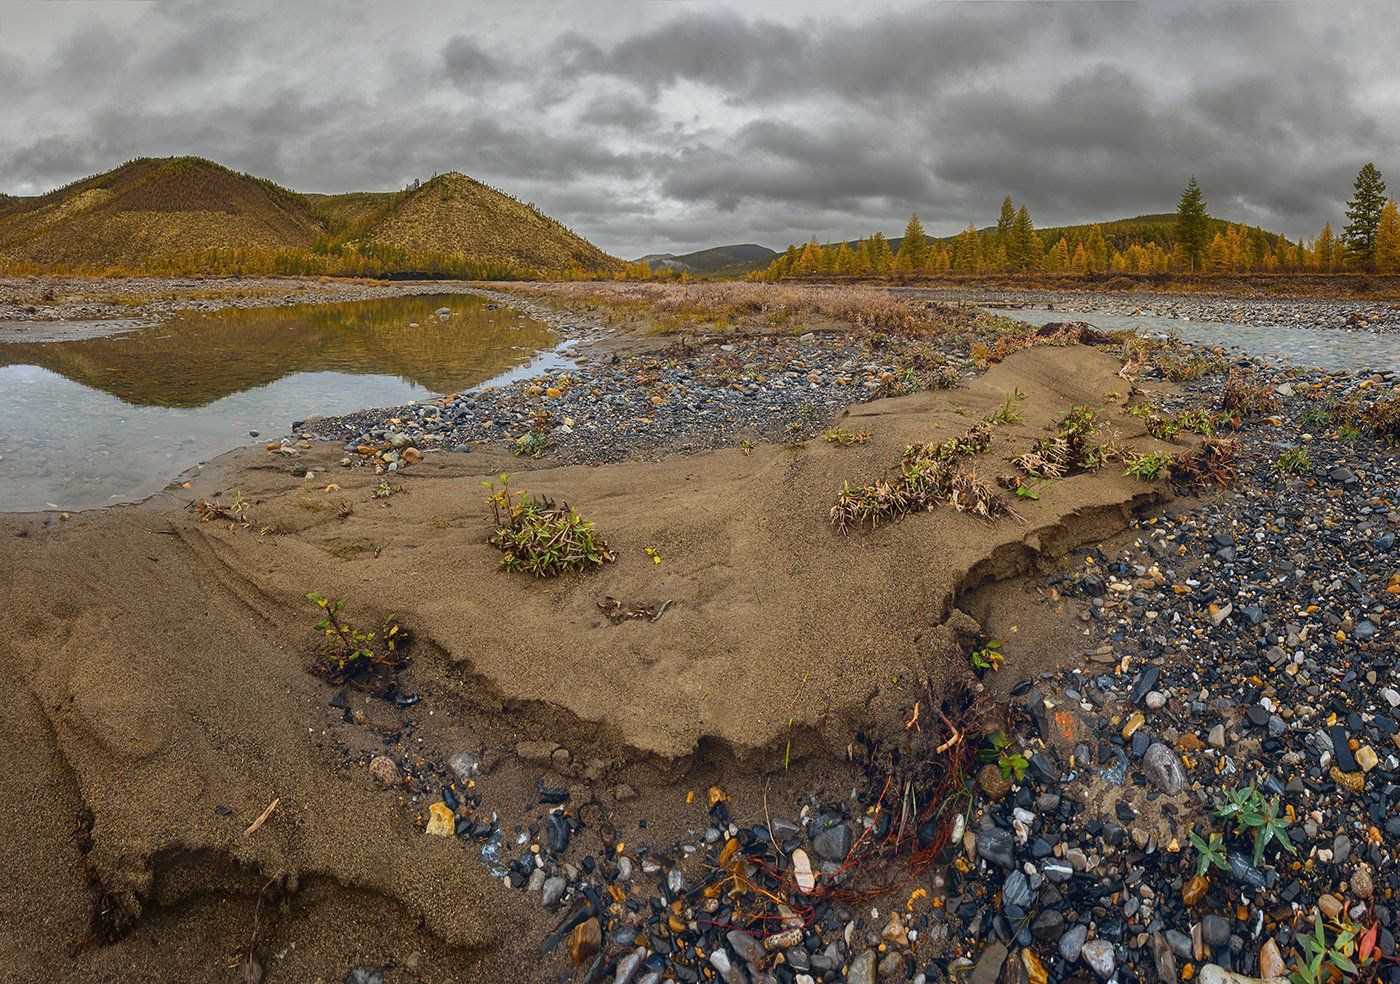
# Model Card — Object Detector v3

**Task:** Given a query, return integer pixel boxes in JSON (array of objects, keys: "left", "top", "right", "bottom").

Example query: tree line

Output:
[{"left": 754, "top": 165, "right": 1400, "bottom": 281}]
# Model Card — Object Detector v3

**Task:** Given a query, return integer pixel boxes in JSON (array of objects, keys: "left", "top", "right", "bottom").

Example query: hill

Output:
[
  {"left": 634, "top": 243, "right": 777, "bottom": 276},
  {"left": 0, "top": 158, "right": 622, "bottom": 277},
  {"left": 0, "top": 157, "right": 322, "bottom": 268}
]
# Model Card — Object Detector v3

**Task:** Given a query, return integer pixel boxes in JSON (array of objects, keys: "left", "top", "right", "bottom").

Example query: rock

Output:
[
  {"left": 1355, "top": 745, "right": 1379, "bottom": 771},
  {"left": 1258, "top": 939, "right": 1287, "bottom": 978},
  {"left": 447, "top": 750, "right": 480, "bottom": 779},
  {"left": 541, "top": 876, "right": 566, "bottom": 908},
  {"left": 516, "top": 740, "right": 559, "bottom": 764},
  {"left": 1150, "top": 931, "right": 1178, "bottom": 982},
  {"left": 709, "top": 949, "right": 747, "bottom": 984},
  {"left": 344, "top": 969, "right": 383, "bottom": 984},
  {"left": 1202, "top": 913, "right": 1230, "bottom": 948},
  {"left": 1350, "top": 864, "right": 1374, "bottom": 899},
  {"left": 978, "top": 762, "right": 1013, "bottom": 800},
  {"left": 1003, "top": 870, "right": 1035, "bottom": 910},
  {"left": 1182, "top": 874, "right": 1209, "bottom": 906},
  {"left": 1021, "top": 949, "right": 1049, "bottom": 984},
  {"left": 1317, "top": 893, "right": 1343, "bottom": 920},
  {"left": 977, "top": 827, "right": 1016, "bottom": 870},
  {"left": 1080, "top": 939, "right": 1116, "bottom": 980},
  {"left": 424, "top": 801, "right": 455, "bottom": 837},
  {"left": 726, "top": 930, "right": 765, "bottom": 968},
  {"left": 791, "top": 848, "right": 815, "bottom": 893},
  {"left": 1058, "top": 925, "right": 1088, "bottom": 962},
  {"left": 569, "top": 917, "right": 601, "bottom": 966},
  {"left": 811, "top": 823, "right": 852, "bottom": 861},
  {"left": 1142, "top": 742, "right": 1187, "bottom": 794},
  {"left": 847, "top": 950, "right": 877, "bottom": 984},
  {"left": 968, "top": 942, "right": 1007, "bottom": 984},
  {"left": 1198, "top": 965, "right": 1287, "bottom": 984},
  {"left": 368, "top": 755, "right": 401, "bottom": 785}
]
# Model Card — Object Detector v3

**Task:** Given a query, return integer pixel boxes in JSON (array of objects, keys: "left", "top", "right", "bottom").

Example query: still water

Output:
[
  {"left": 991, "top": 307, "right": 1400, "bottom": 374},
  {"left": 0, "top": 293, "right": 562, "bottom": 512}
]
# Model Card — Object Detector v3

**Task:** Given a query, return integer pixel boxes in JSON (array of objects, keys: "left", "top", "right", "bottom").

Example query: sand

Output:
[{"left": 0, "top": 344, "right": 1176, "bottom": 981}]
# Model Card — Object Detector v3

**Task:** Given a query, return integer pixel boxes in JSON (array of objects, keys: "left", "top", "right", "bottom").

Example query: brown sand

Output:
[{"left": 0, "top": 344, "right": 1174, "bottom": 980}]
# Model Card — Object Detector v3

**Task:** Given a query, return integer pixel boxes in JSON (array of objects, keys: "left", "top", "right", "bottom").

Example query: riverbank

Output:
[{"left": 2, "top": 279, "right": 1397, "bottom": 983}]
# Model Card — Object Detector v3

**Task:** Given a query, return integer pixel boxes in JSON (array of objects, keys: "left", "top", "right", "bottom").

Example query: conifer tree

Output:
[
  {"left": 1086, "top": 225, "right": 1108, "bottom": 272},
  {"left": 1376, "top": 199, "right": 1400, "bottom": 274},
  {"left": 1343, "top": 163, "right": 1387, "bottom": 266},
  {"left": 866, "top": 232, "right": 893, "bottom": 274},
  {"left": 1010, "top": 205, "right": 1039, "bottom": 271},
  {"left": 995, "top": 197, "right": 1016, "bottom": 261},
  {"left": 900, "top": 212, "right": 927, "bottom": 270},
  {"left": 1314, "top": 223, "right": 1337, "bottom": 271},
  {"left": 1174, "top": 176, "right": 1209, "bottom": 272}
]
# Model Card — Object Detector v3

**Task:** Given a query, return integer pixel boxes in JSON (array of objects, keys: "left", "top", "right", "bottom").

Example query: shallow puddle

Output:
[{"left": 0, "top": 293, "right": 561, "bottom": 512}]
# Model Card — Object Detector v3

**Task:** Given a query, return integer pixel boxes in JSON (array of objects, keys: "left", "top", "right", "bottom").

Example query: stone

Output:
[
  {"left": 977, "top": 827, "right": 1016, "bottom": 870},
  {"left": 726, "top": 930, "right": 765, "bottom": 968},
  {"left": 1142, "top": 742, "right": 1187, "bottom": 794},
  {"left": 1258, "top": 939, "right": 1286, "bottom": 978},
  {"left": 846, "top": 950, "right": 877, "bottom": 984},
  {"left": 516, "top": 740, "right": 559, "bottom": 764},
  {"left": 368, "top": 755, "right": 401, "bottom": 785},
  {"left": 1182, "top": 874, "right": 1210, "bottom": 906},
  {"left": 1350, "top": 865, "right": 1374, "bottom": 899},
  {"left": 1058, "top": 925, "right": 1088, "bottom": 963},
  {"left": 424, "top": 801, "right": 455, "bottom": 837},
  {"left": 709, "top": 949, "right": 748, "bottom": 984},
  {"left": 1317, "top": 894, "right": 1343, "bottom": 920},
  {"left": 1197, "top": 965, "right": 1287, "bottom": 984},
  {"left": 791, "top": 848, "right": 816, "bottom": 893},
  {"left": 447, "top": 750, "right": 480, "bottom": 779},
  {"left": 1003, "top": 870, "right": 1035, "bottom": 910},
  {"left": 569, "top": 917, "right": 601, "bottom": 966},
  {"left": 614, "top": 948, "right": 646, "bottom": 984},
  {"left": 344, "top": 969, "right": 383, "bottom": 984},
  {"left": 1355, "top": 745, "right": 1379, "bottom": 772},
  {"left": 1202, "top": 914, "right": 1230, "bottom": 948},
  {"left": 541, "top": 875, "right": 566, "bottom": 908},
  {"left": 812, "top": 823, "right": 853, "bottom": 861},
  {"left": 1080, "top": 939, "right": 1116, "bottom": 979},
  {"left": 1021, "top": 949, "right": 1049, "bottom": 984},
  {"left": 968, "top": 942, "right": 1007, "bottom": 984},
  {"left": 978, "top": 763, "right": 1013, "bottom": 800}
]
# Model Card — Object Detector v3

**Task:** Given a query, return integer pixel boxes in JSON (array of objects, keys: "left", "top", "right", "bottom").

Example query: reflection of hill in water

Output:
[{"left": 0, "top": 294, "right": 554, "bottom": 408}]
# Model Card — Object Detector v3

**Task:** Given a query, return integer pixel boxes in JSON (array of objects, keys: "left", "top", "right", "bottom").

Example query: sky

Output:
[{"left": 1, "top": 0, "right": 1398, "bottom": 259}]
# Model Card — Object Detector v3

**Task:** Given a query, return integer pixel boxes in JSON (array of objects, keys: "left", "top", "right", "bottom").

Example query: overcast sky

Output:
[{"left": 2, "top": 1, "right": 1397, "bottom": 258}]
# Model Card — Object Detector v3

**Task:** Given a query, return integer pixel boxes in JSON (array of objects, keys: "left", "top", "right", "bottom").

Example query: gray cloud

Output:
[{"left": 1, "top": 0, "right": 1397, "bottom": 257}]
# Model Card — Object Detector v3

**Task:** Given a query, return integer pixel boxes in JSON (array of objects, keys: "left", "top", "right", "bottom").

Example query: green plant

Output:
[
  {"left": 739, "top": 438, "right": 756, "bottom": 456},
  {"left": 1215, "top": 784, "right": 1295, "bottom": 865},
  {"left": 1289, "top": 915, "right": 1378, "bottom": 984},
  {"left": 1366, "top": 393, "right": 1400, "bottom": 440},
  {"left": 979, "top": 731, "right": 1027, "bottom": 783},
  {"left": 484, "top": 474, "right": 614, "bottom": 577},
  {"left": 1013, "top": 478, "right": 1050, "bottom": 501},
  {"left": 306, "top": 593, "right": 406, "bottom": 678},
  {"left": 1123, "top": 451, "right": 1171, "bottom": 481},
  {"left": 986, "top": 391, "right": 1024, "bottom": 425},
  {"left": 1275, "top": 447, "right": 1312, "bottom": 475},
  {"left": 513, "top": 432, "right": 550, "bottom": 458},
  {"left": 1221, "top": 370, "right": 1280, "bottom": 419},
  {"left": 823, "top": 426, "right": 872, "bottom": 446},
  {"left": 373, "top": 480, "right": 403, "bottom": 499},
  {"left": 970, "top": 639, "right": 1004, "bottom": 672},
  {"left": 1015, "top": 406, "right": 1102, "bottom": 478},
  {"left": 1177, "top": 407, "right": 1221, "bottom": 437},
  {"left": 1338, "top": 424, "right": 1362, "bottom": 446},
  {"left": 1188, "top": 829, "right": 1230, "bottom": 878}
]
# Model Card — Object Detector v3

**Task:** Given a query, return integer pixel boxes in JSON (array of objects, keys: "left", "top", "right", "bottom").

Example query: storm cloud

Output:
[{"left": 1, "top": 0, "right": 1396, "bottom": 257}]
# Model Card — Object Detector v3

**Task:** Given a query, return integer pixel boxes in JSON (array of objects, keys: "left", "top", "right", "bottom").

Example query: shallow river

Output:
[
  {"left": 0, "top": 293, "right": 563, "bottom": 512},
  {"left": 991, "top": 307, "right": 1400, "bottom": 375}
]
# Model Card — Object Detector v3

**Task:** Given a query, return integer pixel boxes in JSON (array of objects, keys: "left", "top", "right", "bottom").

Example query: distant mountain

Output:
[
  {"left": 0, "top": 157, "right": 622, "bottom": 276},
  {"left": 634, "top": 243, "right": 776, "bottom": 276}
]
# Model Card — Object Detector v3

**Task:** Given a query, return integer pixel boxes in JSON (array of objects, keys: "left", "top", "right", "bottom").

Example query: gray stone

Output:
[
  {"left": 1142, "top": 742, "right": 1187, "bottom": 794},
  {"left": 344, "top": 970, "right": 383, "bottom": 984},
  {"left": 812, "top": 823, "right": 853, "bottom": 861},
  {"left": 541, "top": 875, "right": 566, "bottom": 908},
  {"left": 1080, "top": 939, "right": 1116, "bottom": 979},
  {"left": 847, "top": 950, "right": 877, "bottom": 984},
  {"left": 1058, "top": 924, "right": 1088, "bottom": 962}
]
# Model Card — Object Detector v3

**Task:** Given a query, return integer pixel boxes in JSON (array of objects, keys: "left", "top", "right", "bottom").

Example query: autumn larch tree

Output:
[
  {"left": 1010, "top": 205, "right": 1040, "bottom": 271},
  {"left": 1343, "top": 163, "right": 1387, "bottom": 267},
  {"left": 1376, "top": 198, "right": 1400, "bottom": 274},
  {"left": 1174, "top": 176, "right": 1209, "bottom": 273},
  {"left": 995, "top": 197, "right": 1016, "bottom": 266}
]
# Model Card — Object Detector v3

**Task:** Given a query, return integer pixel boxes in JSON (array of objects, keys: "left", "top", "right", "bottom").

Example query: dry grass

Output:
[{"left": 510, "top": 281, "right": 982, "bottom": 336}]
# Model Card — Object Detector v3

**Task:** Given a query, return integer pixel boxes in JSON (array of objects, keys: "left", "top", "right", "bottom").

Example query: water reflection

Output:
[{"left": 0, "top": 293, "right": 559, "bottom": 512}]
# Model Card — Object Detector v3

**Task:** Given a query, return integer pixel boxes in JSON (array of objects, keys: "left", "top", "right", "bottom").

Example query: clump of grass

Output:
[
  {"left": 986, "top": 391, "right": 1024, "bottom": 425},
  {"left": 1123, "top": 451, "right": 1171, "bottom": 481},
  {"left": 484, "top": 474, "right": 613, "bottom": 577},
  {"left": 823, "top": 426, "right": 871, "bottom": 446},
  {"left": 1221, "top": 369, "right": 1280, "bottom": 419},
  {"left": 1014, "top": 406, "right": 1103, "bottom": 479},
  {"left": 306, "top": 593, "right": 407, "bottom": 681},
  {"left": 1275, "top": 447, "right": 1313, "bottom": 475},
  {"left": 1170, "top": 438, "right": 1240, "bottom": 489},
  {"left": 1176, "top": 406, "right": 1221, "bottom": 437}
]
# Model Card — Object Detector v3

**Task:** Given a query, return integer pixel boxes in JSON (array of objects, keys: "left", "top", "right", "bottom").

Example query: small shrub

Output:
[
  {"left": 1171, "top": 438, "right": 1240, "bottom": 489},
  {"left": 1014, "top": 406, "right": 1102, "bottom": 478},
  {"left": 484, "top": 475, "right": 614, "bottom": 576},
  {"left": 1275, "top": 447, "right": 1312, "bottom": 475},
  {"left": 986, "top": 391, "right": 1024, "bottom": 425},
  {"left": 1215, "top": 784, "right": 1295, "bottom": 865},
  {"left": 306, "top": 594, "right": 407, "bottom": 681},
  {"left": 1365, "top": 393, "right": 1400, "bottom": 440},
  {"left": 513, "top": 432, "right": 551, "bottom": 458},
  {"left": 1176, "top": 407, "right": 1221, "bottom": 437},
  {"left": 1221, "top": 370, "right": 1280, "bottom": 419},
  {"left": 1123, "top": 451, "right": 1171, "bottom": 481}
]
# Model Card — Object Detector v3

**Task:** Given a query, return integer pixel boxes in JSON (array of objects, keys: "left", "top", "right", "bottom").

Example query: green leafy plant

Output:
[
  {"left": 1123, "top": 451, "right": 1172, "bottom": 481},
  {"left": 1289, "top": 915, "right": 1378, "bottom": 984},
  {"left": 823, "top": 426, "right": 872, "bottom": 446},
  {"left": 513, "top": 432, "right": 551, "bottom": 458},
  {"left": 1176, "top": 407, "right": 1221, "bottom": 437},
  {"left": 970, "top": 639, "right": 1004, "bottom": 672},
  {"left": 1013, "top": 478, "right": 1050, "bottom": 501},
  {"left": 1275, "top": 447, "right": 1312, "bottom": 475},
  {"left": 979, "top": 731, "right": 1027, "bottom": 783},
  {"left": 484, "top": 474, "right": 614, "bottom": 577},
  {"left": 1188, "top": 829, "right": 1230, "bottom": 878},
  {"left": 306, "top": 593, "right": 406, "bottom": 679},
  {"left": 373, "top": 480, "right": 402, "bottom": 499},
  {"left": 1215, "top": 784, "right": 1295, "bottom": 865},
  {"left": 986, "top": 391, "right": 1024, "bottom": 425},
  {"left": 1338, "top": 424, "right": 1363, "bottom": 446}
]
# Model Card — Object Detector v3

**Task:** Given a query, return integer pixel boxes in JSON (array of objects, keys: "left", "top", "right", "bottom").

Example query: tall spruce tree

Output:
[
  {"left": 1174, "top": 176, "right": 1209, "bottom": 273},
  {"left": 1343, "top": 163, "right": 1387, "bottom": 266},
  {"left": 1011, "top": 205, "right": 1039, "bottom": 271},
  {"left": 900, "top": 212, "right": 927, "bottom": 270},
  {"left": 995, "top": 197, "right": 1016, "bottom": 266}
]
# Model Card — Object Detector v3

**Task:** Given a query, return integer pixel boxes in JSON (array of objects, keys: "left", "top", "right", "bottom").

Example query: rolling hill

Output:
[
  {"left": 0, "top": 157, "right": 622, "bottom": 276},
  {"left": 634, "top": 243, "right": 777, "bottom": 276}
]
